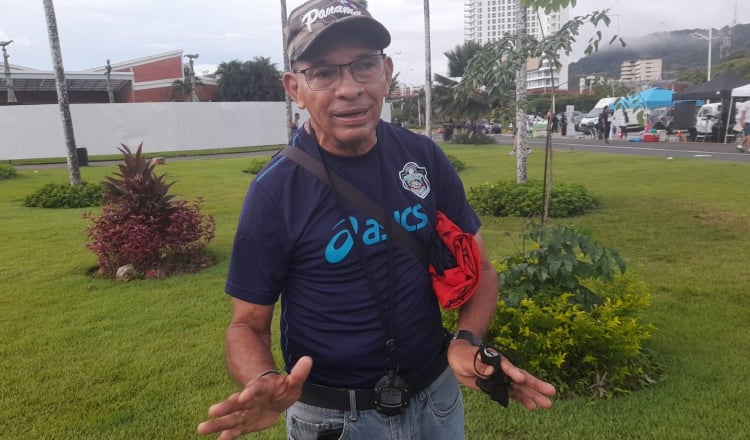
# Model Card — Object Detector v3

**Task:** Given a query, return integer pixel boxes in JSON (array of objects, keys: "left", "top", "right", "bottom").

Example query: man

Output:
[
  {"left": 197, "top": 1, "right": 555, "bottom": 439},
  {"left": 598, "top": 106, "right": 611, "bottom": 144},
  {"left": 737, "top": 99, "right": 750, "bottom": 152},
  {"left": 291, "top": 112, "right": 301, "bottom": 138}
]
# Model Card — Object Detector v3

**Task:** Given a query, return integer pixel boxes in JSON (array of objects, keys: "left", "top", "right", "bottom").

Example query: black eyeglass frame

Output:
[{"left": 292, "top": 53, "right": 387, "bottom": 91}]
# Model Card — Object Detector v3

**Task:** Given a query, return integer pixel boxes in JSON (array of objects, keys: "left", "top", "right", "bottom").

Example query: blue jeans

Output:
[{"left": 286, "top": 367, "right": 465, "bottom": 440}]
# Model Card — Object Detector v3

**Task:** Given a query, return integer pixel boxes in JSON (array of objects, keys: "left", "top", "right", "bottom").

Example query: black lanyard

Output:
[{"left": 312, "top": 126, "right": 400, "bottom": 373}]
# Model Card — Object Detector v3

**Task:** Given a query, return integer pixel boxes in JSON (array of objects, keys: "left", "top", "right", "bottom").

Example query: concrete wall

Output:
[{"left": 0, "top": 102, "right": 392, "bottom": 160}]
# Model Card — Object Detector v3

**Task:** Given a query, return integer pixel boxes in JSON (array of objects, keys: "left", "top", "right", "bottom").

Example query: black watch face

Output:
[{"left": 379, "top": 387, "right": 404, "bottom": 406}]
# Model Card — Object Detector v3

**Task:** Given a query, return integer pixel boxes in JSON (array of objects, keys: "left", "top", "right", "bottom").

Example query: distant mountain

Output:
[{"left": 569, "top": 23, "right": 750, "bottom": 86}]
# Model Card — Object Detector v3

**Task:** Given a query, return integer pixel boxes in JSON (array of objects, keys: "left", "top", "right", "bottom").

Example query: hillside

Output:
[{"left": 569, "top": 23, "right": 750, "bottom": 84}]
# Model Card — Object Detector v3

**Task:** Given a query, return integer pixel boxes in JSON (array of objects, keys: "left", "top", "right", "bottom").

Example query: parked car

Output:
[
  {"left": 695, "top": 103, "right": 723, "bottom": 137},
  {"left": 579, "top": 97, "right": 619, "bottom": 130},
  {"left": 569, "top": 110, "right": 584, "bottom": 132}
]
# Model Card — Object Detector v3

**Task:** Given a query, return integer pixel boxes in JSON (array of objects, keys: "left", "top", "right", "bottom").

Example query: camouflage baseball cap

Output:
[{"left": 285, "top": 0, "right": 391, "bottom": 63}]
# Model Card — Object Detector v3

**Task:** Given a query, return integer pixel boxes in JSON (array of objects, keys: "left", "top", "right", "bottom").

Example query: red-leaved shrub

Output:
[{"left": 83, "top": 144, "right": 216, "bottom": 279}]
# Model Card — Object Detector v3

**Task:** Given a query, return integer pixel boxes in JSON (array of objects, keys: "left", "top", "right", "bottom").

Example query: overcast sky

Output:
[{"left": 0, "top": 0, "right": 746, "bottom": 85}]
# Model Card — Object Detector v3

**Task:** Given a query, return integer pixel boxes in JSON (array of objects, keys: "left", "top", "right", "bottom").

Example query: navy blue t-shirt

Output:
[{"left": 226, "top": 120, "right": 480, "bottom": 389}]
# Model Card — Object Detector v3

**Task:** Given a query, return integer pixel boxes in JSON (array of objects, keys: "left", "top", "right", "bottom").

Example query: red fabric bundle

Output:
[{"left": 429, "top": 211, "right": 482, "bottom": 309}]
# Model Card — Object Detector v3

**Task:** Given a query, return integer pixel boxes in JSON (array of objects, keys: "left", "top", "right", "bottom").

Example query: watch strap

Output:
[{"left": 452, "top": 329, "right": 482, "bottom": 346}]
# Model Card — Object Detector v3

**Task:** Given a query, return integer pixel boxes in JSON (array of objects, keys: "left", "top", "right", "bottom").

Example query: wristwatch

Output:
[{"left": 452, "top": 329, "right": 482, "bottom": 346}]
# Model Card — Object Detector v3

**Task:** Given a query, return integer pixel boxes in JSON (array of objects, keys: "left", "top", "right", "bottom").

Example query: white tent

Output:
[
  {"left": 732, "top": 84, "right": 750, "bottom": 97},
  {"left": 725, "top": 83, "right": 750, "bottom": 142}
]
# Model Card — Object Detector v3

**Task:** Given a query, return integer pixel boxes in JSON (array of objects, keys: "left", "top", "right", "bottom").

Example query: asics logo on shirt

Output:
[{"left": 325, "top": 203, "right": 429, "bottom": 264}]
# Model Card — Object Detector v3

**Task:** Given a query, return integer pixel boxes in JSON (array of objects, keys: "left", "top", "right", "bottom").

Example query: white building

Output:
[
  {"left": 620, "top": 59, "right": 663, "bottom": 85},
  {"left": 464, "top": 0, "right": 570, "bottom": 91}
]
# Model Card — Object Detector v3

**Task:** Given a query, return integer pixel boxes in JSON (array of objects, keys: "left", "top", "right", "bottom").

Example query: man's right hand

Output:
[{"left": 196, "top": 356, "right": 313, "bottom": 439}]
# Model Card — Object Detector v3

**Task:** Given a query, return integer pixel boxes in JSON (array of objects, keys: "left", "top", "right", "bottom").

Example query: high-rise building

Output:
[
  {"left": 620, "top": 59, "right": 663, "bottom": 85},
  {"left": 464, "top": 0, "right": 570, "bottom": 91}
]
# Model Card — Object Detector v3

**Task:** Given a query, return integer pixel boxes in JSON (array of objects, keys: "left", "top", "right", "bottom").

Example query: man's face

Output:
[{"left": 284, "top": 40, "right": 393, "bottom": 155}]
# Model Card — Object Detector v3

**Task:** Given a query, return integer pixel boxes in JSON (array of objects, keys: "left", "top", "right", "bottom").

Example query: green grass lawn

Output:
[{"left": 1, "top": 144, "right": 749, "bottom": 439}]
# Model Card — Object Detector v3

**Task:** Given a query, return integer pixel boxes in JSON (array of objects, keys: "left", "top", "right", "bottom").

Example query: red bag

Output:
[{"left": 429, "top": 211, "right": 482, "bottom": 310}]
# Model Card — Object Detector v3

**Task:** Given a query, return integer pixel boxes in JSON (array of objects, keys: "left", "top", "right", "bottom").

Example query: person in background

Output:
[
  {"left": 652, "top": 117, "right": 667, "bottom": 131},
  {"left": 291, "top": 112, "right": 301, "bottom": 139},
  {"left": 196, "top": 1, "right": 555, "bottom": 439},
  {"left": 737, "top": 99, "right": 750, "bottom": 153},
  {"left": 598, "top": 106, "right": 611, "bottom": 144}
]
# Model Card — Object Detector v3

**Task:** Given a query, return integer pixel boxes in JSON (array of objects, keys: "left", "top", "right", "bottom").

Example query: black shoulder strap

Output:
[{"left": 280, "top": 145, "right": 429, "bottom": 268}]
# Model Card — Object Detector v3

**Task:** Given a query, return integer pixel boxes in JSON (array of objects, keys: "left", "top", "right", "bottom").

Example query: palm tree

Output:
[
  {"left": 432, "top": 41, "right": 491, "bottom": 121},
  {"left": 171, "top": 64, "right": 203, "bottom": 101},
  {"left": 215, "top": 58, "right": 284, "bottom": 102},
  {"left": 423, "top": 0, "right": 432, "bottom": 137},
  {"left": 444, "top": 41, "right": 483, "bottom": 78},
  {"left": 43, "top": 0, "right": 81, "bottom": 186},
  {"left": 280, "top": 0, "right": 293, "bottom": 143}
]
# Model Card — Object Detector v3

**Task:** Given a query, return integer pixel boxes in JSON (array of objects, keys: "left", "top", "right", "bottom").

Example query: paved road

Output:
[
  {"left": 498, "top": 133, "right": 750, "bottom": 163},
  {"left": 12, "top": 149, "right": 280, "bottom": 170},
  {"left": 13, "top": 133, "right": 750, "bottom": 169}
]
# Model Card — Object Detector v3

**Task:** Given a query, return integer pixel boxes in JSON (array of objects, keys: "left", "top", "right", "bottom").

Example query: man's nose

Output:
[{"left": 335, "top": 65, "right": 363, "bottom": 92}]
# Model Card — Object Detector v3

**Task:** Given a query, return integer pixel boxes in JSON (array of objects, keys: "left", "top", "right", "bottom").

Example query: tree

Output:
[
  {"left": 389, "top": 72, "right": 401, "bottom": 97},
  {"left": 171, "top": 64, "right": 204, "bottom": 101},
  {"left": 711, "top": 44, "right": 750, "bottom": 80},
  {"left": 281, "top": 0, "right": 293, "bottom": 143},
  {"left": 423, "top": 0, "right": 432, "bottom": 139},
  {"left": 432, "top": 42, "right": 501, "bottom": 124},
  {"left": 444, "top": 40, "right": 483, "bottom": 78},
  {"left": 215, "top": 57, "right": 284, "bottom": 102},
  {"left": 459, "top": 1, "right": 621, "bottom": 183},
  {"left": 514, "top": 0, "right": 530, "bottom": 184},
  {"left": 43, "top": 0, "right": 81, "bottom": 186}
]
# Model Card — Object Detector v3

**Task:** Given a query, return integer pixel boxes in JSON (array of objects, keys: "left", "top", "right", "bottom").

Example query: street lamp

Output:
[
  {"left": 690, "top": 28, "right": 718, "bottom": 81},
  {"left": 1, "top": 40, "right": 17, "bottom": 103},
  {"left": 184, "top": 53, "right": 200, "bottom": 102}
]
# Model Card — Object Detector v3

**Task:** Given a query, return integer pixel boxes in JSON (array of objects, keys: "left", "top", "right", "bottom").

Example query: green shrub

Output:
[
  {"left": 84, "top": 144, "right": 216, "bottom": 279},
  {"left": 467, "top": 179, "right": 598, "bottom": 218},
  {"left": 0, "top": 163, "right": 17, "bottom": 180},
  {"left": 451, "top": 131, "right": 495, "bottom": 145},
  {"left": 243, "top": 157, "right": 272, "bottom": 174},
  {"left": 23, "top": 182, "right": 103, "bottom": 208},
  {"left": 445, "top": 154, "right": 466, "bottom": 172},
  {"left": 487, "top": 279, "right": 660, "bottom": 399},
  {"left": 443, "top": 224, "right": 661, "bottom": 399},
  {"left": 498, "top": 224, "right": 625, "bottom": 307}
]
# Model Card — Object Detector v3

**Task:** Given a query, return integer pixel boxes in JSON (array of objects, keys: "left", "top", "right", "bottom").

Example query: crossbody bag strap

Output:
[{"left": 279, "top": 145, "right": 429, "bottom": 268}]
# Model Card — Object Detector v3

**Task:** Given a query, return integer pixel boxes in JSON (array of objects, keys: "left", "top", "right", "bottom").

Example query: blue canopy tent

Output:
[
  {"left": 611, "top": 87, "right": 674, "bottom": 110},
  {"left": 608, "top": 88, "right": 675, "bottom": 135}
]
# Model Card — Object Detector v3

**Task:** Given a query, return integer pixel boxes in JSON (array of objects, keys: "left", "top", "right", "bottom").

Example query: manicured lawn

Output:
[{"left": 1, "top": 144, "right": 748, "bottom": 439}]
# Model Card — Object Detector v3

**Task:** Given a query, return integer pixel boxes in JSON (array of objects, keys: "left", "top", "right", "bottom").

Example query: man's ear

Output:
[{"left": 283, "top": 72, "right": 306, "bottom": 110}]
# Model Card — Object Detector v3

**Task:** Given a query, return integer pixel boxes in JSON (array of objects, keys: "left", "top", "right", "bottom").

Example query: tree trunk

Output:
[
  {"left": 43, "top": 0, "right": 81, "bottom": 186},
  {"left": 281, "top": 0, "right": 293, "bottom": 144},
  {"left": 423, "top": 0, "right": 432, "bottom": 139},
  {"left": 514, "top": 0, "right": 528, "bottom": 184}
]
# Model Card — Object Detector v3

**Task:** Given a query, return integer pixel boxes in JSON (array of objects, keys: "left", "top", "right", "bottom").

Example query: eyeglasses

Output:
[{"left": 293, "top": 54, "right": 386, "bottom": 91}]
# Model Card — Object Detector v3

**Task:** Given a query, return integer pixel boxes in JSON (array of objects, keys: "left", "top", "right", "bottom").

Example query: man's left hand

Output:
[{"left": 448, "top": 339, "right": 556, "bottom": 410}]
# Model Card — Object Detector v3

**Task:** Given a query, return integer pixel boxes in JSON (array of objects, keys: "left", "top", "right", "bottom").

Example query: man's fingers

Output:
[
  {"left": 206, "top": 392, "right": 241, "bottom": 418},
  {"left": 197, "top": 414, "right": 242, "bottom": 436}
]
